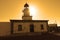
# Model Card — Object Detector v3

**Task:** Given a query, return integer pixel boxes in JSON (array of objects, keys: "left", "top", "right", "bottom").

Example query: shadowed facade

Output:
[
  {"left": 0, "top": 3, "right": 59, "bottom": 36},
  {"left": 10, "top": 3, "right": 48, "bottom": 34}
]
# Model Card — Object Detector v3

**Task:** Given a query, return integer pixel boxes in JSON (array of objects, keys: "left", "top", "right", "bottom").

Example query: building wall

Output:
[
  {"left": 22, "top": 16, "right": 32, "bottom": 20},
  {"left": 0, "top": 21, "right": 48, "bottom": 36},
  {"left": 48, "top": 24, "right": 57, "bottom": 32},
  {"left": 0, "top": 22, "right": 10, "bottom": 36},
  {"left": 13, "top": 22, "right": 48, "bottom": 34}
]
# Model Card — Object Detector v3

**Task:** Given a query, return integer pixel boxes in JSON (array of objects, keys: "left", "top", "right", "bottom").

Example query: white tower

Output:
[{"left": 22, "top": 3, "right": 32, "bottom": 20}]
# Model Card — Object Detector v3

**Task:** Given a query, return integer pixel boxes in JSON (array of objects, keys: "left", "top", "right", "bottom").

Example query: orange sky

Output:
[{"left": 0, "top": 0, "right": 60, "bottom": 26}]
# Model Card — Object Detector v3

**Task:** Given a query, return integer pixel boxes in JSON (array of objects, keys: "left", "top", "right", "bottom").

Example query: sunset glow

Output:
[
  {"left": 0, "top": 0, "right": 60, "bottom": 26},
  {"left": 29, "top": 6, "right": 37, "bottom": 16}
]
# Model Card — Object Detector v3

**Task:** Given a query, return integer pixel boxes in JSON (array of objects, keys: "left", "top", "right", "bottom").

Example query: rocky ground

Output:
[{"left": 0, "top": 33, "right": 60, "bottom": 40}]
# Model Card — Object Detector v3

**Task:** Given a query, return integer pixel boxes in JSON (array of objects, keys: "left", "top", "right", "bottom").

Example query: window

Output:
[
  {"left": 18, "top": 25, "right": 22, "bottom": 31},
  {"left": 41, "top": 24, "right": 44, "bottom": 30}
]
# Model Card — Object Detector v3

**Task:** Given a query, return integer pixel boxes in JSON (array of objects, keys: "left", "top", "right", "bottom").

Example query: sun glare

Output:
[{"left": 29, "top": 6, "right": 37, "bottom": 16}]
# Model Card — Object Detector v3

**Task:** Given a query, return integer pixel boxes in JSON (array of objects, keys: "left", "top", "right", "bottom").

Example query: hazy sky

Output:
[{"left": 0, "top": 0, "right": 60, "bottom": 26}]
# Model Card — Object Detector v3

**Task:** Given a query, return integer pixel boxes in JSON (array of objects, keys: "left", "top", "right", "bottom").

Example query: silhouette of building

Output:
[
  {"left": 48, "top": 24, "right": 57, "bottom": 32},
  {"left": 0, "top": 3, "right": 59, "bottom": 36},
  {"left": 10, "top": 3, "right": 48, "bottom": 34}
]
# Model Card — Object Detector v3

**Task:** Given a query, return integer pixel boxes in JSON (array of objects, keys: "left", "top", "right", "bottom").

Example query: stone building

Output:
[
  {"left": 0, "top": 22, "right": 10, "bottom": 36},
  {"left": 48, "top": 24, "right": 57, "bottom": 32},
  {"left": 10, "top": 3, "right": 49, "bottom": 34},
  {"left": 0, "top": 3, "right": 59, "bottom": 36}
]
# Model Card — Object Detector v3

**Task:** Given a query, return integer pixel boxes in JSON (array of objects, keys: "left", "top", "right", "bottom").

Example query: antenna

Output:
[
  {"left": 54, "top": 20, "right": 57, "bottom": 24},
  {"left": 52, "top": 17, "right": 57, "bottom": 24}
]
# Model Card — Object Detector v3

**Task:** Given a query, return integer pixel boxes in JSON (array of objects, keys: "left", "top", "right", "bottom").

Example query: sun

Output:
[{"left": 29, "top": 6, "right": 37, "bottom": 16}]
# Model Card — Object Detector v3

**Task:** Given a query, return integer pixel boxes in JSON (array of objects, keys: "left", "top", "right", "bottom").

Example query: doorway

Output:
[{"left": 30, "top": 24, "right": 34, "bottom": 32}]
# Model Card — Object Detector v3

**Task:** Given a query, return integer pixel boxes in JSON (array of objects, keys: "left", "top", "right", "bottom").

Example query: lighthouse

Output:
[{"left": 22, "top": 3, "right": 32, "bottom": 20}]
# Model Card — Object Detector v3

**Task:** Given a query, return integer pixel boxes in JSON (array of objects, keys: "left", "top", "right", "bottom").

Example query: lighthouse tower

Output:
[{"left": 22, "top": 3, "right": 32, "bottom": 20}]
